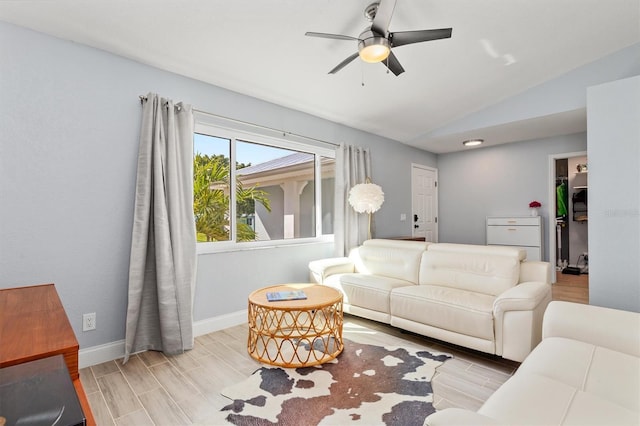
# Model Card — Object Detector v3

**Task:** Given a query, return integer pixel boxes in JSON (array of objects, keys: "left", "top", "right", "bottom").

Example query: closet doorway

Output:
[{"left": 548, "top": 151, "right": 588, "bottom": 297}]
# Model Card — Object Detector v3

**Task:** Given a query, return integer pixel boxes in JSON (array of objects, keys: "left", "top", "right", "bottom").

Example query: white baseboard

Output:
[
  {"left": 193, "top": 309, "right": 247, "bottom": 337},
  {"left": 79, "top": 339, "right": 126, "bottom": 369},
  {"left": 78, "top": 309, "right": 247, "bottom": 368}
]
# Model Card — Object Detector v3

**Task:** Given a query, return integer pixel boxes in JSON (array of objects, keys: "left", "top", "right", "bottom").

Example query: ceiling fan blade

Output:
[
  {"left": 329, "top": 52, "right": 360, "bottom": 74},
  {"left": 382, "top": 51, "right": 405, "bottom": 76},
  {"left": 305, "top": 32, "right": 358, "bottom": 41},
  {"left": 390, "top": 28, "right": 452, "bottom": 47},
  {"left": 371, "top": 0, "right": 397, "bottom": 36}
]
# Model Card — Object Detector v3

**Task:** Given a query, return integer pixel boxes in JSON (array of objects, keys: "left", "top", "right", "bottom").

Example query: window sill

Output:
[{"left": 196, "top": 235, "right": 334, "bottom": 255}]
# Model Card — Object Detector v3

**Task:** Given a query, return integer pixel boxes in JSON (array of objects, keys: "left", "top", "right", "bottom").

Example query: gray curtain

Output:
[
  {"left": 334, "top": 144, "right": 371, "bottom": 256},
  {"left": 124, "top": 93, "right": 197, "bottom": 362}
]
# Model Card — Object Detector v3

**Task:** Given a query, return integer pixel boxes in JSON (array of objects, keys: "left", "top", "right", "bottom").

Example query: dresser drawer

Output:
[
  {"left": 487, "top": 225, "right": 541, "bottom": 246},
  {"left": 487, "top": 217, "right": 540, "bottom": 226}
]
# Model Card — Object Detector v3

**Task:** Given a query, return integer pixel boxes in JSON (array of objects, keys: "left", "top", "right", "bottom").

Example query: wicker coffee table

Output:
[{"left": 247, "top": 284, "right": 343, "bottom": 367}]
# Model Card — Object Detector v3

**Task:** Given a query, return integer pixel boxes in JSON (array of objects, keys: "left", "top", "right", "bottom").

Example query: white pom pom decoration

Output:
[{"left": 348, "top": 183, "right": 384, "bottom": 214}]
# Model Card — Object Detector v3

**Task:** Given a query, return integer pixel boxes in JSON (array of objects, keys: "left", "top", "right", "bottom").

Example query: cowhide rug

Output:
[{"left": 218, "top": 339, "right": 451, "bottom": 426}]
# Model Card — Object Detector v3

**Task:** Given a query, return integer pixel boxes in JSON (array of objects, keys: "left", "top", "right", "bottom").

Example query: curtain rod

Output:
[{"left": 139, "top": 95, "right": 340, "bottom": 148}]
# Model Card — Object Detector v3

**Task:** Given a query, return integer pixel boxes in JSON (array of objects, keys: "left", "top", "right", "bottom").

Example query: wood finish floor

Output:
[
  {"left": 553, "top": 270, "right": 589, "bottom": 304},
  {"left": 81, "top": 277, "right": 589, "bottom": 425}
]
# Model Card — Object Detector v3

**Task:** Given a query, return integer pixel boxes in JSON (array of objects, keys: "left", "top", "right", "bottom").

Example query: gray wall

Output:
[
  {"left": 4, "top": 18, "right": 636, "bottom": 355},
  {"left": 587, "top": 75, "right": 640, "bottom": 312},
  {"left": 430, "top": 44, "right": 639, "bottom": 258},
  {"left": 437, "top": 133, "right": 588, "bottom": 256},
  {"left": 0, "top": 21, "right": 436, "bottom": 350},
  {"left": 336, "top": 128, "right": 438, "bottom": 239}
]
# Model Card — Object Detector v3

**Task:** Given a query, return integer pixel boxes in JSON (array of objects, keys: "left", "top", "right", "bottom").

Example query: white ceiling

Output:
[{"left": 1, "top": 0, "right": 639, "bottom": 153}]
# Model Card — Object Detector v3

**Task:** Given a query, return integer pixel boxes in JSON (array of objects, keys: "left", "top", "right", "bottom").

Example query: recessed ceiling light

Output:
[{"left": 463, "top": 139, "right": 483, "bottom": 147}]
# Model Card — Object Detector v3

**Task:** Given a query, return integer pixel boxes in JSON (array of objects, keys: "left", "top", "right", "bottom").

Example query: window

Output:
[{"left": 194, "top": 117, "right": 335, "bottom": 252}]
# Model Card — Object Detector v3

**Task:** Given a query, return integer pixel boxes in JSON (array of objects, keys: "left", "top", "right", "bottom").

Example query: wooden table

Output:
[
  {"left": 0, "top": 283, "right": 95, "bottom": 425},
  {"left": 247, "top": 284, "right": 343, "bottom": 367}
]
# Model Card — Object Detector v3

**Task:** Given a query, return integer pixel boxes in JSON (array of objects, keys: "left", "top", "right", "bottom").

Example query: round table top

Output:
[{"left": 248, "top": 284, "right": 342, "bottom": 310}]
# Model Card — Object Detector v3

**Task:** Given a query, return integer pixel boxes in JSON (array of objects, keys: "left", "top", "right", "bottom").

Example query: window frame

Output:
[{"left": 194, "top": 114, "right": 335, "bottom": 254}]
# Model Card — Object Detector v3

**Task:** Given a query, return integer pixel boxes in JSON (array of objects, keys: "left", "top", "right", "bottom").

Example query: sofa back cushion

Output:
[
  {"left": 419, "top": 250, "right": 521, "bottom": 296},
  {"left": 428, "top": 243, "right": 526, "bottom": 261},
  {"left": 363, "top": 238, "right": 432, "bottom": 250},
  {"left": 351, "top": 240, "right": 426, "bottom": 283}
]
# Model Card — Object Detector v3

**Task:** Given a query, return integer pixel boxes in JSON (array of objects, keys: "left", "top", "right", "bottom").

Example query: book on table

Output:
[{"left": 266, "top": 290, "right": 307, "bottom": 302}]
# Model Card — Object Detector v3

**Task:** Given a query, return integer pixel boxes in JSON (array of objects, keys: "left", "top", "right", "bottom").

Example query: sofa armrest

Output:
[
  {"left": 308, "top": 257, "right": 354, "bottom": 284},
  {"left": 494, "top": 281, "right": 551, "bottom": 313},
  {"left": 425, "top": 408, "right": 504, "bottom": 425},
  {"left": 493, "top": 282, "right": 552, "bottom": 361},
  {"left": 543, "top": 301, "right": 640, "bottom": 357},
  {"left": 519, "top": 260, "right": 551, "bottom": 284}
]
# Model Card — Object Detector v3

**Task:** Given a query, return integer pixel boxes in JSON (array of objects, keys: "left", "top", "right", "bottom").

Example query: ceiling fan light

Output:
[{"left": 358, "top": 37, "right": 390, "bottom": 63}]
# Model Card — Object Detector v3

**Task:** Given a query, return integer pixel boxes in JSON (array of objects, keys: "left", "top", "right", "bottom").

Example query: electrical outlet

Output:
[{"left": 83, "top": 312, "right": 96, "bottom": 331}]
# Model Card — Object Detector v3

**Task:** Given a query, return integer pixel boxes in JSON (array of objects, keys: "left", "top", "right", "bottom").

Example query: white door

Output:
[{"left": 412, "top": 164, "right": 438, "bottom": 241}]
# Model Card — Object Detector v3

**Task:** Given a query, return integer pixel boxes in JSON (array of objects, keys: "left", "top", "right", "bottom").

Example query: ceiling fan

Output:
[{"left": 305, "top": 0, "right": 452, "bottom": 76}]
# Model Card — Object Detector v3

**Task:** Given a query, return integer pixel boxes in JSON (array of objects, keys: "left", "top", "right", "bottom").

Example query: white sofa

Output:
[
  {"left": 309, "top": 239, "right": 551, "bottom": 362},
  {"left": 425, "top": 301, "right": 640, "bottom": 425}
]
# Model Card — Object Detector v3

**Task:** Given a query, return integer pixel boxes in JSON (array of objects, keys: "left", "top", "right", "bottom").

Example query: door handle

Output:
[
  {"left": 414, "top": 214, "right": 418, "bottom": 222},
  {"left": 414, "top": 224, "right": 419, "bottom": 229}
]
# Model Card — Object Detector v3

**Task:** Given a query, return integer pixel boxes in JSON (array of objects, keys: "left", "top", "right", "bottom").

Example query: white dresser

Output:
[{"left": 486, "top": 216, "right": 543, "bottom": 261}]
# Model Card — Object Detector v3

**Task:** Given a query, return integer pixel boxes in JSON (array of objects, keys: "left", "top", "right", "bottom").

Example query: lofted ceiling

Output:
[{"left": 1, "top": 0, "right": 639, "bottom": 153}]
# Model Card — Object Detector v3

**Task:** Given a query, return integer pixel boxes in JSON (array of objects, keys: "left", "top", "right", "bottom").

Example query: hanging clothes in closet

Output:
[{"left": 556, "top": 179, "right": 568, "bottom": 218}]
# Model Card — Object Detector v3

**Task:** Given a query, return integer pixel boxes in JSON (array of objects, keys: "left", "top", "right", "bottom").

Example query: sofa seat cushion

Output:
[
  {"left": 517, "top": 337, "right": 640, "bottom": 413},
  {"left": 478, "top": 337, "right": 640, "bottom": 425},
  {"left": 338, "top": 273, "right": 415, "bottom": 313},
  {"left": 390, "top": 285, "right": 496, "bottom": 341}
]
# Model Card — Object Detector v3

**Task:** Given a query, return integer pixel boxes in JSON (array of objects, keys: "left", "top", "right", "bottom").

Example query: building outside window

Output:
[{"left": 194, "top": 119, "right": 335, "bottom": 253}]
